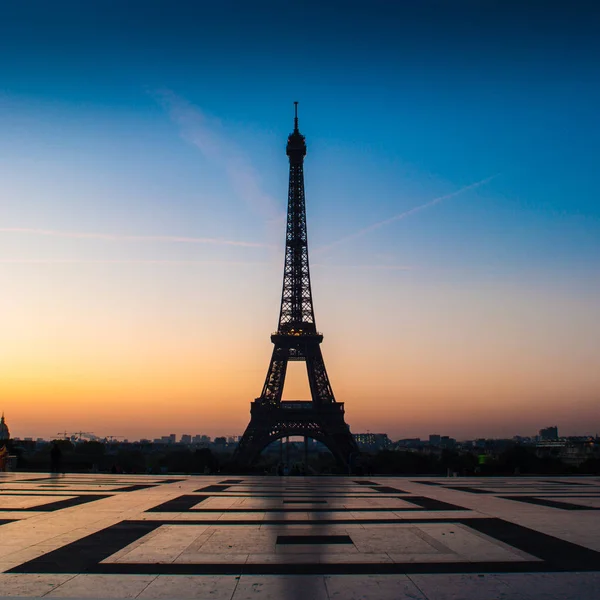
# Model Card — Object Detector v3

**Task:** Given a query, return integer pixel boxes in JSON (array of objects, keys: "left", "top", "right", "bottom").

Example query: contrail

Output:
[
  {"left": 314, "top": 174, "right": 500, "bottom": 254},
  {"left": 0, "top": 227, "right": 271, "bottom": 248},
  {"left": 312, "top": 262, "right": 413, "bottom": 271}
]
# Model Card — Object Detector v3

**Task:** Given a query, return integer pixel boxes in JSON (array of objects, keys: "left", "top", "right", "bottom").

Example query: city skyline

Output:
[{"left": 1, "top": 2, "right": 599, "bottom": 442}]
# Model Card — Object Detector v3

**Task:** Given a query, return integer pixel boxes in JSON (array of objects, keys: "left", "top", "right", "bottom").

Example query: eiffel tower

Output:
[{"left": 235, "top": 103, "right": 359, "bottom": 470}]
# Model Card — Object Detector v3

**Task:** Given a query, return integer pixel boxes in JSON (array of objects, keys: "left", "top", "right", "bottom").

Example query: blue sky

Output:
[{"left": 1, "top": 1, "right": 599, "bottom": 439}]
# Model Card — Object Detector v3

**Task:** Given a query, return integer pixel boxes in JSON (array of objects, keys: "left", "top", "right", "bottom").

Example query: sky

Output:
[{"left": 1, "top": 1, "right": 599, "bottom": 441}]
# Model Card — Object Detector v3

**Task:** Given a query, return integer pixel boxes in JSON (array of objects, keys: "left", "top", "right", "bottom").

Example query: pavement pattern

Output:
[{"left": 0, "top": 473, "right": 599, "bottom": 599}]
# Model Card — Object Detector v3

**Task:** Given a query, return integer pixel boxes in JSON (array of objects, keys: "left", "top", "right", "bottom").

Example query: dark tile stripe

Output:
[
  {"left": 277, "top": 535, "right": 352, "bottom": 545},
  {"left": 371, "top": 486, "right": 407, "bottom": 494},
  {"left": 500, "top": 496, "right": 599, "bottom": 511},
  {"left": 466, "top": 517, "right": 600, "bottom": 571},
  {"left": 540, "top": 480, "right": 590, "bottom": 486},
  {"left": 9, "top": 521, "right": 161, "bottom": 574},
  {"left": 447, "top": 486, "right": 491, "bottom": 494},
  {"left": 219, "top": 479, "right": 243, "bottom": 484},
  {"left": 142, "top": 494, "right": 463, "bottom": 513},
  {"left": 354, "top": 481, "right": 379, "bottom": 485},
  {"left": 10, "top": 516, "right": 600, "bottom": 575},
  {"left": 194, "top": 485, "right": 231, "bottom": 493},
  {"left": 147, "top": 495, "right": 210, "bottom": 512},
  {"left": 405, "top": 496, "right": 466, "bottom": 511}
]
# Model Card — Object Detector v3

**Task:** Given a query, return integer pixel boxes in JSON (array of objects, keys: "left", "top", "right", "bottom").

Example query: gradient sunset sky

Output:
[{"left": 1, "top": 1, "right": 599, "bottom": 441}]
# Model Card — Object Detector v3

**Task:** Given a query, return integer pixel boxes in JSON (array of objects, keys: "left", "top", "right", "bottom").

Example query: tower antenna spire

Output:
[{"left": 294, "top": 101, "right": 299, "bottom": 131}]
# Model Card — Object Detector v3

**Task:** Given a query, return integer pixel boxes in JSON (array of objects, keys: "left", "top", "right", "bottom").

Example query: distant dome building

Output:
[{"left": 0, "top": 413, "right": 10, "bottom": 441}]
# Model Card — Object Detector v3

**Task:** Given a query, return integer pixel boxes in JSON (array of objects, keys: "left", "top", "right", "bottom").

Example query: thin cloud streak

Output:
[
  {"left": 314, "top": 174, "right": 500, "bottom": 254},
  {"left": 155, "top": 90, "right": 283, "bottom": 225},
  {"left": 0, "top": 228, "right": 271, "bottom": 248},
  {"left": 0, "top": 258, "right": 269, "bottom": 266}
]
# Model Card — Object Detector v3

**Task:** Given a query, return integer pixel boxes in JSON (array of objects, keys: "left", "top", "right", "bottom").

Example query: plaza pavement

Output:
[{"left": 1, "top": 473, "right": 599, "bottom": 599}]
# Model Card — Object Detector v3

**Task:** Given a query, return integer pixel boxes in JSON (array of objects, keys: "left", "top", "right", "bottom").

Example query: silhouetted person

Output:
[{"left": 50, "top": 442, "right": 62, "bottom": 474}]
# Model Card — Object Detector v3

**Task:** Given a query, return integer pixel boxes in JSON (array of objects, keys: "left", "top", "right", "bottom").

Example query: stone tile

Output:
[
  {"left": 218, "top": 512, "right": 265, "bottom": 521},
  {"left": 232, "top": 575, "right": 328, "bottom": 600},
  {"left": 498, "top": 572, "right": 600, "bottom": 600},
  {"left": 46, "top": 574, "right": 157, "bottom": 597},
  {"left": 409, "top": 573, "right": 532, "bottom": 600},
  {"left": 138, "top": 575, "right": 238, "bottom": 599},
  {"left": 325, "top": 575, "right": 427, "bottom": 599},
  {"left": 247, "top": 553, "right": 322, "bottom": 563},
  {"left": 174, "top": 553, "right": 250, "bottom": 564},
  {"left": 0, "top": 573, "right": 75, "bottom": 596},
  {"left": 108, "top": 525, "right": 206, "bottom": 564},
  {"left": 350, "top": 527, "right": 442, "bottom": 554},
  {"left": 320, "top": 553, "right": 393, "bottom": 563}
]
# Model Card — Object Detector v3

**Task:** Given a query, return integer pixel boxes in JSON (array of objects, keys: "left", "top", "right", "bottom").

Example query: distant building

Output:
[
  {"left": 0, "top": 413, "right": 10, "bottom": 441},
  {"left": 192, "top": 434, "right": 211, "bottom": 445},
  {"left": 395, "top": 438, "right": 422, "bottom": 449},
  {"left": 168, "top": 434, "right": 176, "bottom": 444},
  {"left": 539, "top": 426, "right": 558, "bottom": 441},
  {"left": 440, "top": 436, "right": 456, "bottom": 449},
  {"left": 429, "top": 434, "right": 441, "bottom": 446},
  {"left": 181, "top": 434, "right": 192, "bottom": 444},
  {"left": 353, "top": 433, "right": 391, "bottom": 450}
]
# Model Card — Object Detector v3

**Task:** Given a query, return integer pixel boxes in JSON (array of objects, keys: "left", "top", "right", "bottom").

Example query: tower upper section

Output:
[
  {"left": 286, "top": 102, "right": 306, "bottom": 162},
  {"left": 277, "top": 102, "right": 317, "bottom": 334}
]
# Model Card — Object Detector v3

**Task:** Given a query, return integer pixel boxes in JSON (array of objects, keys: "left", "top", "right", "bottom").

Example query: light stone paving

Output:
[{"left": 0, "top": 473, "right": 599, "bottom": 598}]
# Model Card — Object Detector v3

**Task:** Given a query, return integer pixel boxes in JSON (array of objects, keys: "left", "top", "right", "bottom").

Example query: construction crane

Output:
[{"left": 56, "top": 432, "right": 98, "bottom": 442}]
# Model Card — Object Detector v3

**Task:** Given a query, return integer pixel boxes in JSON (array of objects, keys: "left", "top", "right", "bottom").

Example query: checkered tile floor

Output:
[{"left": 1, "top": 473, "right": 599, "bottom": 598}]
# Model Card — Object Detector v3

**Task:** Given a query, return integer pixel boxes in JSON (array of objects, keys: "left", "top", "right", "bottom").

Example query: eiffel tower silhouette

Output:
[{"left": 234, "top": 104, "right": 359, "bottom": 470}]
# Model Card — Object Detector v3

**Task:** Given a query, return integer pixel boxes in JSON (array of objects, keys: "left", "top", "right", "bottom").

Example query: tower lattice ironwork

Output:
[{"left": 234, "top": 103, "right": 359, "bottom": 470}]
